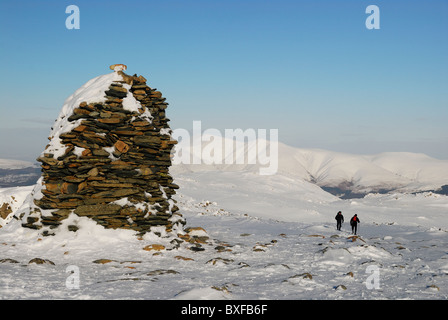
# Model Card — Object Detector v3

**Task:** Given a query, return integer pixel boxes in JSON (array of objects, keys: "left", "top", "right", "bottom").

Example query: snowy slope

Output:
[
  {"left": 0, "top": 185, "right": 34, "bottom": 226},
  {"left": 367, "top": 152, "right": 448, "bottom": 188},
  {"left": 173, "top": 171, "right": 339, "bottom": 223}
]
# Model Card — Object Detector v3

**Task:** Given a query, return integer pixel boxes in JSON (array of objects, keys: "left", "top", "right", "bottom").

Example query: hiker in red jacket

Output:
[{"left": 350, "top": 214, "right": 360, "bottom": 235}]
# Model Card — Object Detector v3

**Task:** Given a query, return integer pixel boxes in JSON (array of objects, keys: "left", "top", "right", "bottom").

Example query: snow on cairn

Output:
[{"left": 14, "top": 65, "right": 188, "bottom": 241}]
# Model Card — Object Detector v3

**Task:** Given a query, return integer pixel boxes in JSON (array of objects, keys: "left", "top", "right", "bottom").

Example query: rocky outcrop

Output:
[
  {"left": 18, "top": 66, "right": 185, "bottom": 236},
  {"left": 0, "top": 203, "right": 12, "bottom": 220}
]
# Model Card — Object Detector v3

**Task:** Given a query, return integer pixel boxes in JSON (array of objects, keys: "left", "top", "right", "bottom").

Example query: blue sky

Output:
[{"left": 0, "top": 0, "right": 447, "bottom": 161}]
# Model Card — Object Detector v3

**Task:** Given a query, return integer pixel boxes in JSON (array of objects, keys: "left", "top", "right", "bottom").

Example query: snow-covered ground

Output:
[{"left": 0, "top": 169, "right": 447, "bottom": 300}]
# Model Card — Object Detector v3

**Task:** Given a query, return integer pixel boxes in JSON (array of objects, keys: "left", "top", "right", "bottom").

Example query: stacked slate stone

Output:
[{"left": 19, "top": 67, "right": 185, "bottom": 236}]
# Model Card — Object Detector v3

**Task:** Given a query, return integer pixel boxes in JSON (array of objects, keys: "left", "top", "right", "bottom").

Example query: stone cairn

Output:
[{"left": 19, "top": 65, "right": 185, "bottom": 236}]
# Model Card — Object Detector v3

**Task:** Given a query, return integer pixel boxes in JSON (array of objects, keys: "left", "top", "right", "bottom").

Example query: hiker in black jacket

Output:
[
  {"left": 335, "top": 211, "right": 344, "bottom": 231},
  {"left": 350, "top": 214, "right": 360, "bottom": 235}
]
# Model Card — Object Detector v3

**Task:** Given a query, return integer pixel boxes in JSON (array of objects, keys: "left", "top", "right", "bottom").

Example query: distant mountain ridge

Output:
[
  {"left": 171, "top": 135, "right": 448, "bottom": 198},
  {"left": 0, "top": 159, "right": 40, "bottom": 188},
  {"left": 0, "top": 159, "right": 37, "bottom": 170}
]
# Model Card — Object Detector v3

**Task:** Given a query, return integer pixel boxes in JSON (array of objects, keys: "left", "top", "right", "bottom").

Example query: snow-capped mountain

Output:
[{"left": 171, "top": 135, "right": 448, "bottom": 198}]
